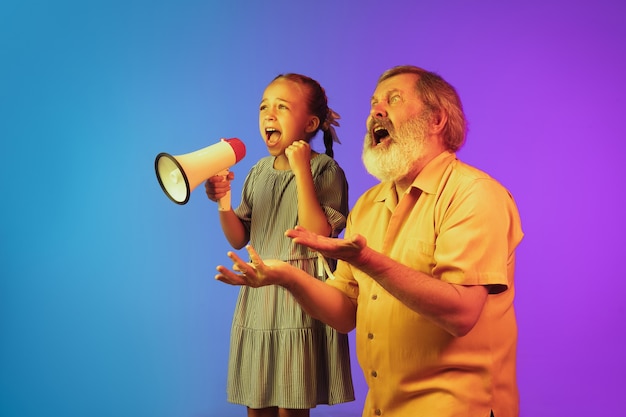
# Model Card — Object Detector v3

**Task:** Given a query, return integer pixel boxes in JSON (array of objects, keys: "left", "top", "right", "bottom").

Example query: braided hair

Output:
[{"left": 272, "top": 73, "right": 340, "bottom": 158}]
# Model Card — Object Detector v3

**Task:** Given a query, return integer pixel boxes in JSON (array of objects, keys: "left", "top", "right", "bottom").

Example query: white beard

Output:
[{"left": 362, "top": 113, "right": 429, "bottom": 183}]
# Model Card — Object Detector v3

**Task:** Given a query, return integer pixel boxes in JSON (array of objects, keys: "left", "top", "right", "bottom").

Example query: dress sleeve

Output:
[{"left": 314, "top": 159, "right": 350, "bottom": 237}]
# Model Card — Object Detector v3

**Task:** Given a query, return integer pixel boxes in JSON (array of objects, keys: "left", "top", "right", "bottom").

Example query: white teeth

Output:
[{"left": 266, "top": 129, "right": 281, "bottom": 145}]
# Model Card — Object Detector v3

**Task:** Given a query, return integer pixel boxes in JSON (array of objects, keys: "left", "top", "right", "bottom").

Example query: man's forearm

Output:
[{"left": 279, "top": 264, "right": 357, "bottom": 333}]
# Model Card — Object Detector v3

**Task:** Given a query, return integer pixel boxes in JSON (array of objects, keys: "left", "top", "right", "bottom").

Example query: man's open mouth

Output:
[{"left": 373, "top": 126, "right": 390, "bottom": 145}]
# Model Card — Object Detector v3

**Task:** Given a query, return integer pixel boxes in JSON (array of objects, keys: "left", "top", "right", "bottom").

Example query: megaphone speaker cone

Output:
[
  {"left": 155, "top": 152, "right": 190, "bottom": 205},
  {"left": 154, "top": 138, "right": 247, "bottom": 205}
]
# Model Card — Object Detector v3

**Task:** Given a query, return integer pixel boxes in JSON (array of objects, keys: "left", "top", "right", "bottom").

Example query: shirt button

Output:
[
  {"left": 371, "top": 370, "right": 378, "bottom": 377},
  {"left": 375, "top": 409, "right": 382, "bottom": 416},
  {"left": 367, "top": 333, "right": 374, "bottom": 339},
  {"left": 372, "top": 294, "right": 378, "bottom": 300}
]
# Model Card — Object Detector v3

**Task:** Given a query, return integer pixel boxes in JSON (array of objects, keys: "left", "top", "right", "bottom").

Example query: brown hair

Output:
[
  {"left": 377, "top": 65, "right": 467, "bottom": 151},
  {"left": 273, "top": 73, "right": 339, "bottom": 157}
]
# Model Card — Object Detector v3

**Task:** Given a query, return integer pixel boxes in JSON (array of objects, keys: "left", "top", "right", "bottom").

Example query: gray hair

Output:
[{"left": 377, "top": 65, "right": 467, "bottom": 151}]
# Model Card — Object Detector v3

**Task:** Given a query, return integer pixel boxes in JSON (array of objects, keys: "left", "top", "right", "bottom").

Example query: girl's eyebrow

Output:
[{"left": 260, "top": 97, "right": 292, "bottom": 105}]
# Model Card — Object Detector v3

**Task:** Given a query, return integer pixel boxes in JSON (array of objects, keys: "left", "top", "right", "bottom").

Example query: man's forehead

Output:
[{"left": 372, "top": 73, "right": 419, "bottom": 96}]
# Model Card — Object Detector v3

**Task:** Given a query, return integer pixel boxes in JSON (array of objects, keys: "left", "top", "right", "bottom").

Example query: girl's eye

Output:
[
  {"left": 260, "top": 105, "right": 267, "bottom": 111},
  {"left": 278, "top": 104, "right": 288, "bottom": 110}
]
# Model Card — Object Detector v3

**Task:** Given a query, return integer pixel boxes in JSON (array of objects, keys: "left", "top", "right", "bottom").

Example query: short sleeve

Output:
[
  {"left": 325, "top": 259, "right": 360, "bottom": 300},
  {"left": 434, "top": 177, "right": 523, "bottom": 291},
  {"left": 313, "top": 156, "right": 349, "bottom": 237}
]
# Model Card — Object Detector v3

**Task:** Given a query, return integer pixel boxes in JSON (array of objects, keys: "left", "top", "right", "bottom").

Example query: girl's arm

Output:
[
  {"left": 205, "top": 174, "right": 249, "bottom": 249},
  {"left": 218, "top": 209, "right": 249, "bottom": 249},
  {"left": 286, "top": 141, "right": 332, "bottom": 237}
]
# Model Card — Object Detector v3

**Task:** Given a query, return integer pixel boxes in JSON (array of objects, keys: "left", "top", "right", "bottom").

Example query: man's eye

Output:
[{"left": 390, "top": 95, "right": 401, "bottom": 104}]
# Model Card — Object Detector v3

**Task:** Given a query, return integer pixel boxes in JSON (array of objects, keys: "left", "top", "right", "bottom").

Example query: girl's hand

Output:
[
  {"left": 285, "top": 140, "right": 312, "bottom": 176},
  {"left": 204, "top": 171, "right": 234, "bottom": 202}
]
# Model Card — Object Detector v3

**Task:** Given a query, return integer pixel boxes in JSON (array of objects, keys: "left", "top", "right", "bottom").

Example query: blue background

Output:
[{"left": 2, "top": 0, "right": 625, "bottom": 416}]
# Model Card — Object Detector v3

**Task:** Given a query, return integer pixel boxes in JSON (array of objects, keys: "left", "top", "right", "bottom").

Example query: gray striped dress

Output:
[{"left": 229, "top": 153, "right": 355, "bottom": 409}]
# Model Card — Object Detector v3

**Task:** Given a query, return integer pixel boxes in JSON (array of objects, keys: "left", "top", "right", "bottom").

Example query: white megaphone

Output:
[{"left": 155, "top": 138, "right": 246, "bottom": 206}]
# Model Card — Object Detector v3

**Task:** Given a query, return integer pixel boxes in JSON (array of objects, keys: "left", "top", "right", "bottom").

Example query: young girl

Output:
[{"left": 205, "top": 73, "right": 354, "bottom": 417}]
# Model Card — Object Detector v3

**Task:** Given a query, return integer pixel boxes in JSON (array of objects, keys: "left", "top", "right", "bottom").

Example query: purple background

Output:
[{"left": 2, "top": 0, "right": 625, "bottom": 416}]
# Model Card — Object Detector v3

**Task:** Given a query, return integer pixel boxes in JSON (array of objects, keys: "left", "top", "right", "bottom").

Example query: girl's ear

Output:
[{"left": 305, "top": 116, "right": 320, "bottom": 133}]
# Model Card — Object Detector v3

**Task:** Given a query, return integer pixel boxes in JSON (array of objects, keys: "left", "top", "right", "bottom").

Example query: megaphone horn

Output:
[{"left": 155, "top": 138, "right": 246, "bottom": 205}]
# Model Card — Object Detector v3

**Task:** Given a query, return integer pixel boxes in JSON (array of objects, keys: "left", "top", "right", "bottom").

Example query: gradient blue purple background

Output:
[{"left": 2, "top": 1, "right": 625, "bottom": 416}]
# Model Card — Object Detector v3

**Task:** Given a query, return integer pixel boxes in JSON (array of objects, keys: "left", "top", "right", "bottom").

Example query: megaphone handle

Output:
[
  {"left": 218, "top": 191, "right": 231, "bottom": 211},
  {"left": 217, "top": 169, "right": 231, "bottom": 211}
]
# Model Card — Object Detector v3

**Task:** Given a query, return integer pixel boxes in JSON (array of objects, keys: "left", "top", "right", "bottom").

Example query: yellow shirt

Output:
[{"left": 328, "top": 151, "right": 523, "bottom": 417}]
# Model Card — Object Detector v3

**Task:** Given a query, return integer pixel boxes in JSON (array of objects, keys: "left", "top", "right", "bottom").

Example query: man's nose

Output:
[{"left": 370, "top": 102, "right": 387, "bottom": 119}]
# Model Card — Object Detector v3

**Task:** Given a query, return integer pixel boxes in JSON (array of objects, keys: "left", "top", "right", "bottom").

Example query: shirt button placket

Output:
[{"left": 369, "top": 292, "right": 381, "bottom": 416}]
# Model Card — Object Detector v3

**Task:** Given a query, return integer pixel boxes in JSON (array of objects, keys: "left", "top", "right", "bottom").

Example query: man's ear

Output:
[
  {"left": 430, "top": 111, "right": 448, "bottom": 135},
  {"left": 305, "top": 116, "right": 320, "bottom": 133}
]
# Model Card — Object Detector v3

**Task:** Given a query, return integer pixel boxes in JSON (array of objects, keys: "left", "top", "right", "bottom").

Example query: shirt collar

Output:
[
  {"left": 373, "top": 150, "right": 457, "bottom": 203},
  {"left": 412, "top": 150, "right": 456, "bottom": 195}
]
